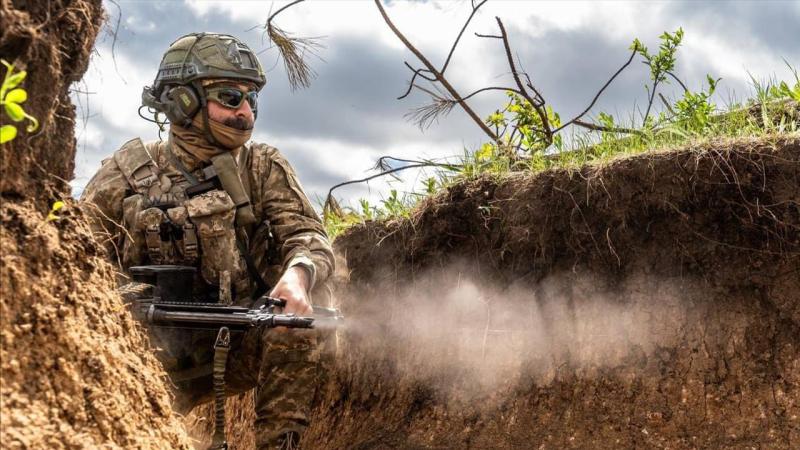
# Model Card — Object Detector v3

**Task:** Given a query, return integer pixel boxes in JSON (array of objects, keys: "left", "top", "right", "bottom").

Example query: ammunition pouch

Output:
[{"left": 185, "top": 190, "right": 246, "bottom": 286}]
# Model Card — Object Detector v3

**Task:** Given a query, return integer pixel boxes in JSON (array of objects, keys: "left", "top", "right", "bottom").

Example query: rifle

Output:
[
  {"left": 121, "top": 265, "right": 343, "bottom": 330},
  {"left": 119, "top": 265, "right": 343, "bottom": 450}
]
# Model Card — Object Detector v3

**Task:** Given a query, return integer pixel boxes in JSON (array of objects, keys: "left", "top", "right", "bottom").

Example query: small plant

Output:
[
  {"left": 46, "top": 201, "right": 65, "bottom": 222},
  {"left": 672, "top": 75, "right": 721, "bottom": 132},
  {"left": 486, "top": 91, "right": 564, "bottom": 156},
  {"left": 381, "top": 189, "right": 409, "bottom": 219},
  {"left": 1, "top": 59, "right": 38, "bottom": 144},
  {"left": 755, "top": 61, "right": 800, "bottom": 103}
]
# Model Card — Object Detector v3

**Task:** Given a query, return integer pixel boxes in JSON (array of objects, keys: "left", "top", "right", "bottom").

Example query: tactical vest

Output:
[{"left": 114, "top": 138, "right": 275, "bottom": 305}]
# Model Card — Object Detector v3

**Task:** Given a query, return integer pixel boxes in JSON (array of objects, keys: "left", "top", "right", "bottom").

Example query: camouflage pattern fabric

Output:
[
  {"left": 185, "top": 189, "right": 246, "bottom": 285},
  {"left": 81, "top": 134, "right": 336, "bottom": 448},
  {"left": 169, "top": 319, "right": 335, "bottom": 449}
]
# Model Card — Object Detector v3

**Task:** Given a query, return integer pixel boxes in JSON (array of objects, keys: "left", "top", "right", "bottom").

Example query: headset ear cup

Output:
[
  {"left": 172, "top": 85, "right": 201, "bottom": 121},
  {"left": 160, "top": 85, "right": 201, "bottom": 127}
]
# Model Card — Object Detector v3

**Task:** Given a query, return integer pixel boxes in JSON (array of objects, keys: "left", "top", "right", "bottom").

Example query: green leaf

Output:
[
  {"left": 5, "top": 88, "right": 27, "bottom": 104},
  {"left": 5, "top": 71, "right": 26, "bottom": 90},
  {"left": 0, "top": 124, "right": 17, "bottom": 143},
  {"left": 4, "top": 102, "right": 24, "bottom": 121}
]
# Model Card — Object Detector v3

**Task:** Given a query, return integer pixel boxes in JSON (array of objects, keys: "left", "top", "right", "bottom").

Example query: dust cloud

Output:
[{"left": 339, "top": 265, "right": 691, "bottom": 400}]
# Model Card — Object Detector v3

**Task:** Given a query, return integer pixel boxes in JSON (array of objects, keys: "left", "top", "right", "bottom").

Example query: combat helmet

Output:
[{"left": 142, "top": 32, "right": 266, "bottom": 130}]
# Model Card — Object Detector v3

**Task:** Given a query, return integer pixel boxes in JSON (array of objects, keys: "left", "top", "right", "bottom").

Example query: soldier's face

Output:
[{"left": 206, "top": 82, "right": 256, "bottom": 130}]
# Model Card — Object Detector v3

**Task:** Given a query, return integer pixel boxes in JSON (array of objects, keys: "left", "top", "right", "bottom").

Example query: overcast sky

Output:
[{"left": 71, "top": 0, "right": 800, "bottom": 210}]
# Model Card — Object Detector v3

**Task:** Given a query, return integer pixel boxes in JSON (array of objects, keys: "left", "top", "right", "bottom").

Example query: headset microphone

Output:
[{"left": 142, "top": 86, "right": 168, "bottom": 112}]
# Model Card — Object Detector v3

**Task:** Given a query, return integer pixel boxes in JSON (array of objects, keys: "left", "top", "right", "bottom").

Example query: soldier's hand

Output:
[{"left": 270, "top": 266, "right": 313, "bottom": 330}]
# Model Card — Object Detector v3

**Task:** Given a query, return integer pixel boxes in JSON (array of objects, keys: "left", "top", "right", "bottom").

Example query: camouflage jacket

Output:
[{"left": 81, "top": 136, "right": 334, "bottom": 301}]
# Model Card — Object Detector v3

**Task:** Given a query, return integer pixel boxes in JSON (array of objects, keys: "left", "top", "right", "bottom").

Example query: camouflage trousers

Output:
[{"left": 162, "top": 323, "right": 335, "bottom": 449}]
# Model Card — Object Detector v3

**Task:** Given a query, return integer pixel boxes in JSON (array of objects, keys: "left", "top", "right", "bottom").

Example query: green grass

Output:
[{"left": 323, "top": 69, "right": 800, "bottom": 240}]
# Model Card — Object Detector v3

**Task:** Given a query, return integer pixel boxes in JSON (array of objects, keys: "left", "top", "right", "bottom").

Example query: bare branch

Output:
[
  {"left": 554, "top": 46, "right": 638, "bottom": 133},
  {"left": 398, "top": 63, "right": 438, "bottom": 100},
  {"left": 375, "top": 0, "right": 499, "bottom": 142},
  {"left": 475, "top": 33, "right": 503, "bottom": 39},
  {"left": 642, "top": 79, "right": 661, "bottom": 126},
  {"left": 659, "top": 92, "right": 677, "bottom": 116},
  {"left": 267, "top": 0, "right": 305, "bottom": 25},
  {"left": 441, "top": 0, "right": 488, "bottom": 74},
  {"left": 374, "top": 156, "right": 429, "bottom": 172},
  {"left": 107, "top": 0, "right": 127, "bottom": 84},
  {"left": 666, "top": 70, "right": 690, "bottom": 93},
  {"left": 327, "top": 162, "right": 455, "bottom": 200},
  {"left": 517, "top": 57, "right": 544, "bottom": 106},
  {"left": 406, "top": 62, "right": 437, "bottom": 81},
  {"left": 371, "top": 155, "right": 463, "bottom": 184},
  {"left": 461, "top": 86, "right": 522, "bottom": 102},
  {"left": 495, "top": 17, "right": 553, "bottom": 145},
  {"left": 573, "top": 119, "right": 644, "bottom": 135}
]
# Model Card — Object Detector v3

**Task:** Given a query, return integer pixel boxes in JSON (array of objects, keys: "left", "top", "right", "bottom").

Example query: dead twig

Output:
[
  {"left": 106, "top": 0, "right": 127, "bottom": 84},
  {"left": 555, "top": 45, "right": 639, "bottom": 133},
  {"left": 494, "top": 17, "right": 552, "bottom": 146},
  {"left": 442, "top": 0, "right": 488, "bottom": 74},
  {"left": 374, "top": 0, "right": 498, "bottom": 141}
]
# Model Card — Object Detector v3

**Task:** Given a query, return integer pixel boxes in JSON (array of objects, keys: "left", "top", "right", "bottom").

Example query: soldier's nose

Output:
[{"left": 236, "top": 102, "right": 253, "bottom": 119}]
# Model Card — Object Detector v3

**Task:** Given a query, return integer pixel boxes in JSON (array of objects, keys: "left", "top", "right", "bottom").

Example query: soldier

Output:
[{"left": 81, "top": 32, "right": 335, "bottom": 450}]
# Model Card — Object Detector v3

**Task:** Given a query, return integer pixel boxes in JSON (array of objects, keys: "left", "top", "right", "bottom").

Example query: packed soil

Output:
[
  {"left": 0, "top": 0, "right": 102, "bottom": 210},
  {"left": 1, "top": 1, "right": 193, "bottom": 448},
  {"left": 0, "top": 200, "right": 194, "bottom": 449},
  {"left": 203, "top": 135, "right": 800, "bottom": 450}
]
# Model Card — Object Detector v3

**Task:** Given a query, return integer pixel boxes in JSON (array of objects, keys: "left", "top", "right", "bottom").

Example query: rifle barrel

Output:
[{"left": 145, "top": 306, "right": 315, "bottom": 330}]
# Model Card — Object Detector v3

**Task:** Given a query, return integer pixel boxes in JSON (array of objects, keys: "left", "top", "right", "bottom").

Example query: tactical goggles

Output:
[{"left": 206, "top": 86, "right": 258, "bottom": 112}]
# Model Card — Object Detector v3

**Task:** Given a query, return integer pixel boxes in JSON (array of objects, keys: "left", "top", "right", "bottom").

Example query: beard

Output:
[{"left": 224, "top": 116, "right": 254, "bottom": 130}]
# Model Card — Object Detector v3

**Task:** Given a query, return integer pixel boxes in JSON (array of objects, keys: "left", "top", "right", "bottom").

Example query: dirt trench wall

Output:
[
  {"left": 301, "top": 136, "right": 800, "bottom": 449},
  {"left": 0, "top": 2, "right": 193, "bottom": 448},
  {"left": 0, "top": 0, "right": 98, "bottom": 208}
]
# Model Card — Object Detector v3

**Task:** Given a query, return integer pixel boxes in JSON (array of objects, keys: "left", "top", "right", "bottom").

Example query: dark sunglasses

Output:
[{"left": 206, "top": 86, "right": 258, "bottom": 111}]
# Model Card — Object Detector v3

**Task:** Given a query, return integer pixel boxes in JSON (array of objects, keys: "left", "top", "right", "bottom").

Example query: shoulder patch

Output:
[{"left": 113, "top": 138, "right": 161, "bottom": 194}]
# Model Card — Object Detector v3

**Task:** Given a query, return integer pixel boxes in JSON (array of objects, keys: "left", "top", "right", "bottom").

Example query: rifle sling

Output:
[
  {"left": 210, "top": 327, "right": 231, "bottom": 450},
  {"left": 236, "top": 236, "right": 270, "bottom": 301},
  {"left": 166, "top": 141, "right": 201, "bottom": 186}
]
